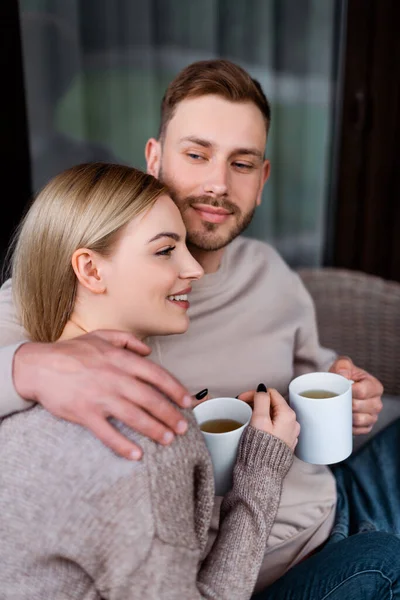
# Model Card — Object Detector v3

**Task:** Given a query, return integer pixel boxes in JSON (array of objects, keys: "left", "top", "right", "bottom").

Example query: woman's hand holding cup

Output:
[
  {"left": 250, "top": 385, "right": 300, "bottom": 452},
  {"left": 193, "top": 385, "right": 299, "bottom": 495}
]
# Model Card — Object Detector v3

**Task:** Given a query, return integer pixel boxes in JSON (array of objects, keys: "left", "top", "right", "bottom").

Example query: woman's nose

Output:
[{"left": 180, "top": 253, "right": 204, "bottom": 281}]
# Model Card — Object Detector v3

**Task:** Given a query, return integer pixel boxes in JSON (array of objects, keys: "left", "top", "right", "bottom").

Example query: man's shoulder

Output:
[{"left": 228, "top": 236, "right": 298, "bottom": 279}]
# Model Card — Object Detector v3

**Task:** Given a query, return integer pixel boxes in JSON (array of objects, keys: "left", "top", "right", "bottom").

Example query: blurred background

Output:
[{"left": 4, "top": 0, "right": 400, "bottom": 280}]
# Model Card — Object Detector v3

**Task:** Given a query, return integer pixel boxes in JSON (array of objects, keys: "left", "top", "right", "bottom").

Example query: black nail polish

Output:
[
  {"left": 257, "top": 383, "right": 267, "bottom": 393},
  {"left": 195, "top": 388, "right": 208, "bottom": 400},
  {"left": 235, "top": 395, "right": 239, "bottom": 399}
]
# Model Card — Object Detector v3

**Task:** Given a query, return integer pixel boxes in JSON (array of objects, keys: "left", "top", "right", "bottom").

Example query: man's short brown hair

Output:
[{"left": 159, "top": 59, "right": 271, "bottom": 139}]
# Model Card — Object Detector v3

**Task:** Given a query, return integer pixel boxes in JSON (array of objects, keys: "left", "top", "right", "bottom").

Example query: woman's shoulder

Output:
[
  {"left": 0, "top": 405, "right": 209, "bottom": 482},
  {"left": 0, "top": 406, "right": 146, "bottom": 499},
  {"left": 0, "top": 405, "right": 214, "bottom": 549}
]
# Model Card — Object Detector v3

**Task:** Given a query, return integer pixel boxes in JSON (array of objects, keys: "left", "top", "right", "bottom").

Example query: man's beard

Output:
[{"left": 159, "top": 168, "right": 256, "bottom": 252}]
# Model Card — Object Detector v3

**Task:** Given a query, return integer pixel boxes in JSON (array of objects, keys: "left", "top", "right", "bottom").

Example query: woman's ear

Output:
[
  {"left": 145, "top": 137, "right": 161, "bottom": 177},
  {"left": 71, "top": 248, "right": 106, "bottom": 294}
]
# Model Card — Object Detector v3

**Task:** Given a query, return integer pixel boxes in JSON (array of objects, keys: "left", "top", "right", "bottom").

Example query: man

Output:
[{"left": 0, "top": 60, "right": 397, "bottom": 596}]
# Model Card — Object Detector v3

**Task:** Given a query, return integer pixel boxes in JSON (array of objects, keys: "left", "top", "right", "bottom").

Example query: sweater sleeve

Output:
[
  {"left": 0, "top": 279, "right": 27, "bottom": 346},
  {"left": 292, "top": 273, "right": 337, "bottom": 376},
  {"left": 0, "top": 278, "right": 32, "bottom": 416},
  {"left": 197, "top": 425, "right": 293, "bottom": 599}
]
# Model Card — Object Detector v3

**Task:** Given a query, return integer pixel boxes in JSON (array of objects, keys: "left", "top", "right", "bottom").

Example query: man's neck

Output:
[{"left": 188, "top": 245, "right": 226, "bottom": 274}]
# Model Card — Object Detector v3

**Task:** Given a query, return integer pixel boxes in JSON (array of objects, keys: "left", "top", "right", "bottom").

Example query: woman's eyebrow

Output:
[{"left": 147, "top": 232, "right": 181, "bottom": 244}]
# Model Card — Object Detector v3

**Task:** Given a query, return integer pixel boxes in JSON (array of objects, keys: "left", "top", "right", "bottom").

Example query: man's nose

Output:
[{"left": 202, "top": 161, "right": 229, "bottom": 197}]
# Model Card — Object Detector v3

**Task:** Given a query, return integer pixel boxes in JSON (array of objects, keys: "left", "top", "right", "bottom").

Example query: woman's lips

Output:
[
  {"left": 167, "top": 288, "right": 191, "bottom": 310},
  {"left": 192, "top": 204, "right": 232, "bottom": 224},
  {"left": 167, "top": 298, "right": 190, "bottom": 310}
]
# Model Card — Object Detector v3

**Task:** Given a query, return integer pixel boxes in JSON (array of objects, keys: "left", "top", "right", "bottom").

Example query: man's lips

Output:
[{"left": 191, "top": 203, "right": 232, "bottom": 224}]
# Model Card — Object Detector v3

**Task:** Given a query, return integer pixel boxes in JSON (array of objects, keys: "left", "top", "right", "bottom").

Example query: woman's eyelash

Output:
[{"left": 156, "top": 246, "right": 176, "bottom": 257}]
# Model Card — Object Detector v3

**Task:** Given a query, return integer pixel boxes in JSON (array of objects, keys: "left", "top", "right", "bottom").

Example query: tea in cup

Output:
[
  {"left": 289, "top": 372, "right": 353, "bottom": 465},
  {"left": 193, "top": 397, "right": 252, "bottom": 495}
]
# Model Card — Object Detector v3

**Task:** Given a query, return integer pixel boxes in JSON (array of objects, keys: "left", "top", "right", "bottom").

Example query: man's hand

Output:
[
  {"left": 13, "top": 330, "right": 192, "bottom": 460},
  {"left": 329, "top": 356, "right": 384, "bottom": 435}
]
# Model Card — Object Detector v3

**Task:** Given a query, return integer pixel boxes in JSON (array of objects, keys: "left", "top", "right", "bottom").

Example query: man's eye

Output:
[
  {"left": 187, "top": 153, "right": 204, "bottom": 161},
  {"left": 156, "top": 246, "right": 176, "bottom": 257},
  {"left": 233, "top": 162, "right": 253, "bottom": 170}
]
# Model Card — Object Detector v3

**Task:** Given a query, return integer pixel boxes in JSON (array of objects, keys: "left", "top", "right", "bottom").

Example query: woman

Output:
[{"left": 0, "top": 162, "right": 298, "bottom": 599}]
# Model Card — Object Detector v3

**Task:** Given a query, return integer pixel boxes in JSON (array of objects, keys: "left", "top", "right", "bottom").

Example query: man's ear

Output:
[
  {"left": 256, "top": 159, "right": 271, "bottom": 207},
  {"left": 145, "top": 138, "right": 162, "bottom": 177},
  {"left": 71, "top": 248, "right": 106, "bottom": 294}
]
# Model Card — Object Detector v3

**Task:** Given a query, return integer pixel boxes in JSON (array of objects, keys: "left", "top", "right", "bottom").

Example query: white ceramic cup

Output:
[
  {"left": 288, "top": 372, "right": 353, "bottom": 465},
  {"left": 193, "top": 397, "right": 252, "bottom": 496}
]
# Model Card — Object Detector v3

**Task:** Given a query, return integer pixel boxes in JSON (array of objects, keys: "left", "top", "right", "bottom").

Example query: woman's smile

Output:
[{"left": 166, "top": 286, "right": 192, "bottom": 310}]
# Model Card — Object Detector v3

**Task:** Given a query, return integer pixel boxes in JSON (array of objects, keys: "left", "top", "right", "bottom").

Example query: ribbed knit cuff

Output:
[
  {"left": 237, "top": 425, "right": 293, "bottom": 479},
  {"left": 0, "top": 342, "right": 33, "bottom": 417}
]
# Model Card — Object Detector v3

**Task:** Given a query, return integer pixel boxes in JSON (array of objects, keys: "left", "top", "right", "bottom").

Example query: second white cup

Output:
[
  {"left": 193, "top": 397, "right": 252, "bottom": 496},
  {"left": 289, "top": 372, "right": 353, "bottom": 465}
]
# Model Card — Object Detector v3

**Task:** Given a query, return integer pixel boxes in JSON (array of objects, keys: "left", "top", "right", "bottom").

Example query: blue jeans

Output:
[{"left": 253, "top": 418, "right": 400, "bottom": 599}]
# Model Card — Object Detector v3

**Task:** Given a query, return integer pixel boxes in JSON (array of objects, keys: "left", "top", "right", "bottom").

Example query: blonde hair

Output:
[{"left": 11, "top": 163, "right": 167, "bottom": 342}]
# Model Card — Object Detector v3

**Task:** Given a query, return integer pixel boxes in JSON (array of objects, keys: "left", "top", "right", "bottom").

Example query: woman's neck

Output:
[
  {"left": 58, "top": 320, "right": 88, "bottom": 341},
  {"left": 58, "top": 317, "right": 146, "bottom": 343}
]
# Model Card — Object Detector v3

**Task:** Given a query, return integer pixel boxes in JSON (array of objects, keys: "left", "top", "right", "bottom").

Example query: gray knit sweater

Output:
[{"left": 0, "top": 404, "right": 293, "bottom": 599}]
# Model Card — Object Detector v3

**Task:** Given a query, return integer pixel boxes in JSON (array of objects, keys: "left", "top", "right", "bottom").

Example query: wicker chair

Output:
[{"left": 297, "top": 267, "right": 400, "bottom": 397}]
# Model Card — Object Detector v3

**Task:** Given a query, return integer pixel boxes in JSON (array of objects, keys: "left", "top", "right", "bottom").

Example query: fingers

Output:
[
  {"left": 101, "top": 395, "right": 182, "bottom": 447},
  {"left": 191, "top": 388, "right": 210, "bottom": 407},
  {"left": 351, "top": 377, "right": 383, "bottom": 437},
  {"left": 269, "top": 388, "right": 290, "bottom": 409},
  {"left": 352, "top": 396, "right": 383, "bottom": 415},
  {"left": 250, "top": 389, "right": 272, "bottom": 430},
  {"left": 268, "top": 387, "right": 292, "bottom": 421},
  {"left": 92, "top": 329, "right": 151, "bottom": 356},
  {"left": 330, "top": 356, "right": 384, "bottom": 400},
  {"left": 329, "top": 355, "right": 354, "bottom": 378},
  {"left": 352, "top": 411, "right": 378, "bottom": 431},
  {"left": 192, "top": 394, "right": 212, "bottom": 408},
  {"left": 330, "top": 359, "right": 384, "bottom": 437},
  {"left": 353, "top": 425, "right": 374, "bottom": 435},
  {"left": 86, "top": 414, "right": 144, "bottom": 460},
  {"left": 20, "top": 333, "right": 192, "bottom": 460},
  {"left": 269, "top": 388, "right": 300, "bottom": 451},
  {"left": 106, "top": 345, "right": 192, "bottom": 410},
  {"left": 353, "top": 391, "right": 379, "bottom": 432},
  {"left": 352, "top": 377, "right": 384, "bottom": 401},
  {"left": 237, "top": 390, "right": 256, "bottom": 404},
  {"left": 115, "top": 374, "right": 188, "bottom": 435}
]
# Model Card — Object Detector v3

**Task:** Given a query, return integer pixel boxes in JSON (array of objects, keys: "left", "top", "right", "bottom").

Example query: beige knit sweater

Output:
[{"left": 0, "top": 403, "right": 293, "bottom": 599}]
